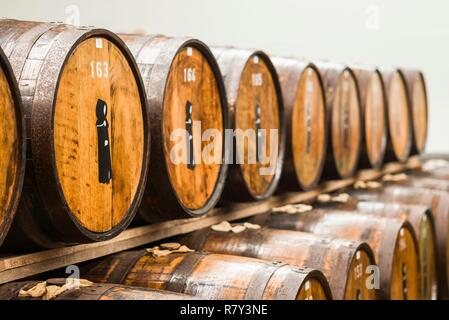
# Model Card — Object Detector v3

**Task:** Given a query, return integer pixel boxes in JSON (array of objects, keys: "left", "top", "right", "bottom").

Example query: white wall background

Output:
[{"left": 1, "top": 0, "right": 448, "bottom": 153}]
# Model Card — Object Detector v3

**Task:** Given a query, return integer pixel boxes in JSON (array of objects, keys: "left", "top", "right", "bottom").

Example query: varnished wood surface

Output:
[
  {"left": 54, "top": 37, "right": 145, "bottom": 233},
  {"left": 382, "top": 69, "right": 412, "bottom": 162},
  {"left": 351, "top": 66, "right": 387, "bottom": 169},
  {"left": 402, "top": 70, "right": 428, "bottom": 154},
  {"left": 121, "top": 35, "right": 227, "bottom": 219},
  {"left": 181, "top": 227, "right": 377, "bottom": 300},
  {"left": 235, "top": 54, "right": 281, "bottom": 197},
  {"left": 0, "top": 21, "right": 149, "bottom": 247},
  {"left": 0, "top": 47, "right": 25, "bottom": 248},
  {"left": 0, "top": 158, "right": 418, "bottom": 285},
  {"left": 262, "top": 210, "right": 420, "bottom": 299},
  {"left": 83, "top": 251, "right": 331, "bottom": 300},
  {"left": 213, "top": 48, "right": 284, "bottom": 201},
  {"left": 273, "top": 58, "right": 326, "bottom": 191},
  {"left": 0, "top": 279, "right": 199, "bottom": 300},
  {"left": 317, "top": 62, "right": 361, "bottom": 179}
]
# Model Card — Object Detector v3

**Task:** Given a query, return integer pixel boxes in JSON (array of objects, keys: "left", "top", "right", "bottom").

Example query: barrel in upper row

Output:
[{"left": 0, "top": 20, "right": 428, "bottom": 250}]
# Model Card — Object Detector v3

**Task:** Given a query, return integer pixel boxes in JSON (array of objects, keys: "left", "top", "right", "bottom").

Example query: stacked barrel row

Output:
[
  {"left": 5, "top": 159, "right": 449, "bottom": 300},
  {"left": 0, "top": 20, "right": 428, "bottom": 254},
  {"left": 63, "top": 160, "right": 447, "bottom": 301}
]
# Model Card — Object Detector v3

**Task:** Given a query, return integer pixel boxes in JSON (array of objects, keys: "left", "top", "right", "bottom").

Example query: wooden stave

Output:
[
  {"left": 350, "top": 65, "right": 387, "bottom": 169},
  {"left": 272, "top": 57, "right": 327, "bottom": 191},
  {"left": 260, "top": 210, "right": 420, "bottom": 299},
  {"left": 0, "top": 21, "right": 151, "bottom": 249},
  {"left": 315, "top": 62, "right": 362, "bottom": 180},
  {"left": 0, "top": 279, "right": 200, "bottom": 300},
  {"left": 351, "top": 185, "right": 449, "bottom": 298},
  {"left": 381, "top": 68, "right": 413, "bottom": 163},
  {"left": 82, "top": 250, "right": 332, "bottom": 300},
  {"left": 212, "top": 47, "right": 285, "bottom": 201},
  {"left": 401, "top": 69, "right": 428, "bottom": 155},
  {"left": 0, "top": 46, "right": 26, "bottom": 247},
  {"left": 179, "top": 227, "right": 376, "bottom": 300},
  {"left": 121, "top": 34, "right": 229, "bottom": 221}
]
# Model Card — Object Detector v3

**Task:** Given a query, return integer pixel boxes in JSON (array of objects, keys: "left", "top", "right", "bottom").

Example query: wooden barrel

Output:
[
  {"left": 352, "top": 186, "right": 449, "bottom": 298},
  {"left": 381, "top": 68, "right": 412, "bottom": 162},
  {"left": 212, "top": 47, "right": 284, "bottom": 201},
  {"left": 120, "top": 34, "right": 228, "bottom": 220},
  {"left": 0, "top": 279, "right": 199, "bottom": 300},
  {"left": 352, "top": 201, "right": 437, "bottom": 299},
  {"left": 401, "top": 69, "right": 428, "bottom": 154},
  {"left": 351, "top": 66, "right": 387, "bottom": 169},
  {"left": 259, "top": 210, "right": 420, "bottom": 299},
  {"left": 0, "top": 46, "right": 26, "bottom": 247},
  {"left": 316, "top": 62, "right": 362, "bottom": 179},
  {"left": 272, "top": 58, "right": 327, "bottom": 190},
  {"left": 0, "top": 20, "right": 150, "bottom": 249},
  {"left": 83, "top": 250, "right": 332, "bottom": 300},
  {"left": 180, "top": 227, "right": 377, "bottom": 300}
]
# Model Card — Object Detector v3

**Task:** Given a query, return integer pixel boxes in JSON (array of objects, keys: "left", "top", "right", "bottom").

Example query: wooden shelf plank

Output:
[{"left": 0, "top": 157, "right": 420, "bottom": 284}]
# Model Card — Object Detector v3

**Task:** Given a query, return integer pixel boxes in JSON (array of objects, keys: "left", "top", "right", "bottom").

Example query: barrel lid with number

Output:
[
  {"left": 51, "top": 31, "right": 149, "bottom": 236},
  {"left": 121, "top": 35, "right": 228, "bottom": 218},
  {"left": 213, "top": 47, "right": 285, "bottom": 201},
  {"left": 0, "top": 47, "right": 25, "bottom": 246}
]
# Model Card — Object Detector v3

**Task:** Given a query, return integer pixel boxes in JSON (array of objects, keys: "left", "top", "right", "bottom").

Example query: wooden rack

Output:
[{"left": 0, "top": 157, "right": 420, "bottom": 284}]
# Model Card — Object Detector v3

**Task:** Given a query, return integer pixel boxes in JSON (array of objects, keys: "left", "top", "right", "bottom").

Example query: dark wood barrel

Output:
[
  {"left": 401, "top": 69, "right": 428, "bottom": 154},
  {"left": 381, "top": 68, "right": 413, "bottom": 162},
  {"left": 0, "top": 279, "right": 199, "bottom": 300},
  {"left": 351, "top": 185, "right": 449, "bottom": 298},
  {"left": 211, "top": 47, "right": 284, "bottom": 201},
  {"left": 351, "top": 66, "right": 387, "bottom": 169},
  {"left": 179, "top": 227, "right": 377, "bottom": 300},
  {"left": 83, "top": 250, "right": 332, "bottom": 300},
  {"left": 120, "top": 34, "right": 228, "bottom": 220},
  {"left": 350, "top": 200, "right": 437, "bottom": 299},
  {"left": 258, "top": 210, "right": 420, "bottom": 299},
  {"left": 315, "top": 62, "right": 362, "bottom": 179},
  {"left": 0, "top": 46, "right": 26, "bottom": 248},
  {"left": 0, "top": 20, "right": 150, "bottom": 249},
  {"left": 272, "top": 58, "right": 327, "bottom": 191}
]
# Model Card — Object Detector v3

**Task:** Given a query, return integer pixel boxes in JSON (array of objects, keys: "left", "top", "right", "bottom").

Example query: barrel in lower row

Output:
[
  {"left": 351, "top": 185, "right": 449, "bottom": 298},
  {"left": 254, "top": 210, "right": 421, "bottom": 299},
  {"left": 82, "top": 251, "right": 332, "bottom": 300},
  {"left": 179, "top": 227, "right": 377, "bottom": 300}
]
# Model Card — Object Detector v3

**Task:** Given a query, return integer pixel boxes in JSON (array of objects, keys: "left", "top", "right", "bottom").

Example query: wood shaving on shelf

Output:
[
  {"left": 160, "top": 242, "right": 181, "bottom": 250},
  {"left": 272, "top": 204, "right": 313, "bottom": 214},
  {"left": 354, "top": 180, "right": 382, "bottom": 190},
  {"left": 211, "top": 221, "right": 233, "bottom": 232},
  {"left": 331, "top": 193, "right": 350, "bottom": 203},
  {"left": 18, "top": 278, "right": 93, "bottom": 300},
  {"left": 18, "top": 281, "right": 47, "bottom": 298},
  {"left": 231, "top": 225, "right": 246, "bottom": 234},
  {"left": 243, "top": 222, "right": 261, "bottom": 230},
  {"left": 210, "top": 221, "right": 262, "bottom": 233},
  {"left": 317, "top": 193, "right": 350, "bottom": 203},
  {"left": 382, "top": 173, "right": 408, "bottom": 182},
  {"left": 146, "top": 243, "right": 194, "bottom": 257},
  {"left": 422, "top": 159, "right": 449, "bottom": 172},
  {"left": 317, "top": 194, "right": 332, "bottom": 203}
]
